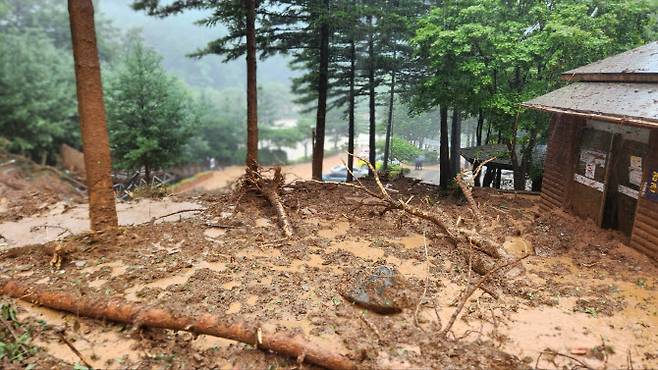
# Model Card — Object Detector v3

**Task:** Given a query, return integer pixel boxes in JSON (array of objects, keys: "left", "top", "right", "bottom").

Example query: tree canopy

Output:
[{"left": 105, "top": 38, "right": 192, "bottom": 179}]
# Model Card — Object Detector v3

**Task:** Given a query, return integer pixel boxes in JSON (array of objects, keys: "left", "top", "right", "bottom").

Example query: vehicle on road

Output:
[{"left": 322, "top": 165, "right": 368, "bottom": 182}]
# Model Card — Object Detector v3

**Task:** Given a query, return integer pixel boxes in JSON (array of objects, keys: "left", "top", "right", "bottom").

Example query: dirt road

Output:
[{"left": 180, "top": 153, "right": 347, "bottom": 192}]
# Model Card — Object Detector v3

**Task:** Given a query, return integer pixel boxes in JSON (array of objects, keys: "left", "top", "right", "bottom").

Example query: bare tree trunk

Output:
[
  {"left": 144, "top": 163, "right": 151, "bottom": 184},
  {"left": 312, "top": 0, "right": 330, "bottom": 180},
  {"left": 450, "top": 109, "right": 461, "bottom": 178},
  {"left": 383, "top": 55, "right": 396, "bottom": 173},
  {"left": 509, "top": 114, "right": 525, "bottom": 190},
  {"left": 245, "top": 0, "right": 258, "bottom": 170},
  {"left": 439, "top": 106, "right": 450, "bottom": 190},
  {"left": 476, "top": 109, "right": 484, "bottom": 146},
  {"left": 346, "top": 37, "right": 356, "bottom": 182},
  {"left": 68, "top": 0, "right": 117, "bottom": 231},
  {"left": 367, "top": 15, "right": 376, "bottom": 176}
]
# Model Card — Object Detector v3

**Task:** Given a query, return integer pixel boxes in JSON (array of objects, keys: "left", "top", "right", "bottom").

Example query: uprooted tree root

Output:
[
  {"left": 0, "top": 280, "right": 356, "bottom": 370},
  {"left": 240, "top": 166, "right": 294, "bottom": 238}
]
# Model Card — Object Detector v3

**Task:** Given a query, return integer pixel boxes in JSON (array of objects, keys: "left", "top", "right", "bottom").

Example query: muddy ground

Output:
[
  {"left": 0, "top": 177, "right": 656, "bottom": 369},
  {"left": 0, "top": 153, "right": 84, "bottom": 224}
]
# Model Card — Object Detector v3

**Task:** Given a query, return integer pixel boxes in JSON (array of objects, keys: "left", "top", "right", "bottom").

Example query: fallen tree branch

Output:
[
  {"left": 440, "top": 254, "right": 529, "bottom": 337},
  {"left": 1, "top": 280, "right": 356, "bottom": 370},
  {"left": 150, "top": 209, "right": 203, "bottom": 224}
]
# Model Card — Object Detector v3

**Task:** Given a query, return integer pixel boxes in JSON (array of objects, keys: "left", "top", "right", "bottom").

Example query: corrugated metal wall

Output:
[
  {"left": 630, "top": 129, "right": 658, "bottom": 260},
  {"left": 540, "top": 114, "right": 585, "bottom": 211}
]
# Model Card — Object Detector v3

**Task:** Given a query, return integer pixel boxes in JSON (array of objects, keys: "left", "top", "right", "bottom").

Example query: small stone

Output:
[{"left": 74, "top": 260, "right": 87, "bottom": 268}]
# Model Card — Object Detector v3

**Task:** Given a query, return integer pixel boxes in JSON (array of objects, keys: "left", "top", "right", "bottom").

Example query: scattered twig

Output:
[
  {"left": 413, "top": 232, "right": 431, "bottom": 331},
  {"left": 56, "top": 332, "right": 93, "bottom": 369},
  {"left": 0, "top": 315, "right": 20, "bottom": 343},
  {"left": 534, "top": 349, "right": 594, "bottom": 370},
  {"left": 29, "top": 224, "right": 72, "bottom": 239},
  {"left": 150, "top": 209, "right": 202, "bottom": 224},
  {"left": 359, "top": 314, "right": 382, "bottom": 342},
  {"left": 627, "top": 348, "right": 634, "bottom": 370},
  {"left": 440, "top": 255, "right": 529, "bottom": 337},
  {"left": 204, "top": 221, "right": 239, "bottom": 229}
]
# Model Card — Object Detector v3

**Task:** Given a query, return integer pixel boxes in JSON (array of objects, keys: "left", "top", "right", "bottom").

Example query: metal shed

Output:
[{"left": 523, "top": 42, "right": 658, "bottom": 259}]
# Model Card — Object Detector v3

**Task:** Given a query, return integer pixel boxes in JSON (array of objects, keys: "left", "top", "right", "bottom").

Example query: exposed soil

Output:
[
  {"left": 178, "top": 153, "right": 346, "bottom": 193},
  {"left": 0, "top": 153, "right": 83, "bottom": 223},
  {"left": 0, "top": 177, "right": 656, "bottom": 369}
]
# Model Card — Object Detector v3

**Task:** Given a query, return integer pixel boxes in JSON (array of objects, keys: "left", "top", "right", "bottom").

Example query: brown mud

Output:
[{"left": 0, "top": 178, "right": 656, "bottom": 369}]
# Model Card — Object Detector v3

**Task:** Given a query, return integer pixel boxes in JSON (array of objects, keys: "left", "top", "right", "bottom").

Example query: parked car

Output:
[
  {"left": 375, "top": 154, "right": 401, "bottom": 166},
  {"left": 322, "top": 165, "right": 368, "bottom": 182}
]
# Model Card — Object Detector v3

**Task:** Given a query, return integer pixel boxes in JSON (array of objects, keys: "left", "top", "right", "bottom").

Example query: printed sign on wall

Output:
[{"left": 629, "top": 155, "right": 643, "bottom": 187}]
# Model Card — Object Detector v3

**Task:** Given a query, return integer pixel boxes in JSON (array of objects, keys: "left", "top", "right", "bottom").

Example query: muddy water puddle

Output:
[
  {"left": 329, "top": 239, "right": 385, "bottom": 260},
  {"left": 15, "top": 301, "right": 140, "bottom": 368},
  {"left": 317, "top": 221, "right": 350, "bottom": 239},
  {"left": 125, "top": 260, "right": 227, "bottom": 301},
  {"left": 502, "top": 236, "right": 534, "bottom": 257},
  {"left": 395, "top": 233, "right": 426, "bottom": 249},
  {"left": 0, "top": 199, "right": 204, "bottom": 248},
  {"left": 418, "top": 257, "right": 658, "bottom": 369}
]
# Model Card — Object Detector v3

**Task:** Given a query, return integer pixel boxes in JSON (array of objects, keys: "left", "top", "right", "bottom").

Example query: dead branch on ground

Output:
[
  {"left": 359, "top": 314, "right": 382, "bottom": 343},
  {"left": 241, "top": 166, "right": 294, "bottom": 238},
  {"left": 534, "top": 349, "right": 594, "bottom": 370},
  {"left": 440, "top": 255, "right": 529, "bottom": 338},
  {"left": 150, "top": 209, "right": 203, "bottom": 224},
  {"left": 413, "top": 232, "right": 431, "bottom": 331},
  {"left": 30, "top": 224, "right": 72, "bottom": 239},
  {"left": 1, "top": 280, "right": 356, "bottom": 370},
  {"left": 56, "top": 331, "right": 93, "bottom": 368}
]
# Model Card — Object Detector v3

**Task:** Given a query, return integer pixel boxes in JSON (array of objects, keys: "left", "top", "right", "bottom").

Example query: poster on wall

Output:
[
  {"left": 645, "top": 168, "right": 658, "bottom": 202},
  {"left": 580, "top": 149, "right": 606, "bottom": 180},
  {"left": 585, "top": 162, "right": 596, "bottom": 179},
  {"left": 629, "top": 156, "right": 643, "bottom": 187}
]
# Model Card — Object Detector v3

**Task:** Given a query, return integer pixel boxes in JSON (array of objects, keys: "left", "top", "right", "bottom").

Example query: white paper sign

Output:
[
  {"left": 574, "top": 174, "right": 604, "bottom": 192},
  {"left": 629, "top": 169, "right": 643, "bottom": 186},
  {"left": 618, "top": 185, "right": 639, "bottom": 199},
  {"left": 585, "top": 162, "right": 596, "bottom": 179},
  {"left": 630, "top": 156, "right": 642, "bottom": 169}
]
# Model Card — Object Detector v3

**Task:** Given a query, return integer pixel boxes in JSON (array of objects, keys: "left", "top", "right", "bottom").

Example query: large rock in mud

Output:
[{"left": 339, "top": 266, "right": 413, "bottom": 314}]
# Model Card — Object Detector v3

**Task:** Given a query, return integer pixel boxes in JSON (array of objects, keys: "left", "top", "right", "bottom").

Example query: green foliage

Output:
[
  {"left": 106, "top": 37, "right": 193, "bottom": 174},
  {"left": 0, "top": 0, "right": 123, "bottom": 164},
  {"left": 184, "top": 88, "right": 246, "bottom": 165},
  {"left": 0, "top": 32, "right": 77, "bottom": 164},
  {"left": 387, "top": 137, "right": 422, "bottom": 162},
  {"left": 0, "top": 303, "right": 38, "bottom": 364},
  {"left": 412, "top": 0, "right": 655, "bottom": 187}
]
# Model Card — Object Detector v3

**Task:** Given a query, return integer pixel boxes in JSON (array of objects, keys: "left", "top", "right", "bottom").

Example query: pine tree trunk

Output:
[
  {"left": 144, "top": 163, "right": 151, "bottom": 184},
  {"left": 367, "top": 15, "right": 376, "bottom": 175},
  {"left": 245, "top": 0, "right": 258, "bottom": 170},
  {"left": 383, "top": 61, "right": 395, "bottom": 173},
  {"left": 346, "top": 37, "right": 356, "bottom": 182},
  {"left": 312, "top": 0, "right": 330, "bottom": 180},
  {"left": 439, "top": 106, "right": 450, "bottom": 190},
  {"left": 68, "top": 0, "right": 118, "bottom": 231},
  {"left": 450, "top": 109, "right": 461, "bottom": 178},
  {"left": 476, "top": 109, "right": 484, "bottom": 146}
]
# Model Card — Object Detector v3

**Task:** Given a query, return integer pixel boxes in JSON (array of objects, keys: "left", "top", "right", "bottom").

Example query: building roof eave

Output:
[{"left": 521, "top": 103, "right": 658, "bottom": 129}]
